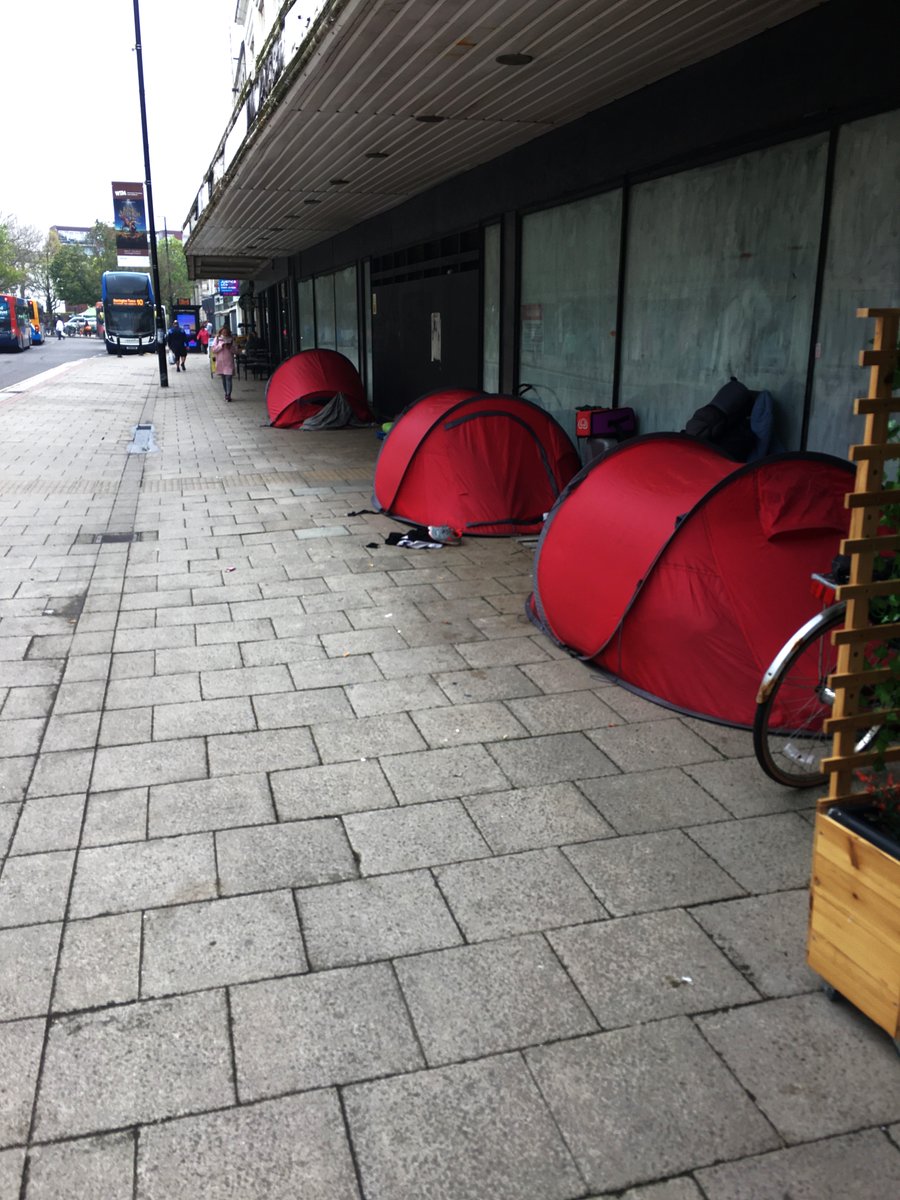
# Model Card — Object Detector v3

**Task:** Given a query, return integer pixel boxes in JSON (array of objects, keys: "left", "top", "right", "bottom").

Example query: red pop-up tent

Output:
[
  {"left": 374, "top": 388, "right": 582, "bottom": 536},
  {"left": 266, "top": 349, "right": 369, "bottom": 428},
  {"left": 530, "top": 434, "right": 853, "bottom": 726}
]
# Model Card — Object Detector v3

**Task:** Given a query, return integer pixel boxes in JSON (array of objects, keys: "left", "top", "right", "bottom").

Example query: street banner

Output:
[{"left": 111, "top": 182, "right": 149, "bottom": 257}]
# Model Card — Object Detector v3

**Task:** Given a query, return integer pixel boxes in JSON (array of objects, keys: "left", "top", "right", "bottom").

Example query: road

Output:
[{"left": 0, "top": 333, "right": 106, "bottom": 392}]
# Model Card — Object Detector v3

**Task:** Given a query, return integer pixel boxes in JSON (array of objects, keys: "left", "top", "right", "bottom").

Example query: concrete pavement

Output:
[{"left": 0, "top": 351, "right": 898, "bottom": 1198}]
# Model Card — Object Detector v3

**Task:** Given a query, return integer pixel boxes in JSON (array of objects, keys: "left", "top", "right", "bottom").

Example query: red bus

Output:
[{"left": 0, "top": 294, "right": 33, "bottom": 351}]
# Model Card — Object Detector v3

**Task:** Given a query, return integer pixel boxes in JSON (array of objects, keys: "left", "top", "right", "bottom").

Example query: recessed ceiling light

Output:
[
  {"left": 303, "top": 197, "right": 321, "bottom": 205},
  {"left": 414, "top": 114, "right": 445, "bottom": 124},
  {"left": 365, "top": 150, "right": 390, "bottom": 159},
  {"left": 329, "top": 178, "right": 350, "bottom": 185},
  {"left": 495, "top": 52, "right": 533, "bottom": 66}
]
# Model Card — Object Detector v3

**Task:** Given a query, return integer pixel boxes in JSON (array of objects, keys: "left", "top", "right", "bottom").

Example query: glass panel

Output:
[
  {"left": 807, "top": 110, "right": 900, "bottom": 458},
  {"left": 297, "top": 278, "right": 315, "bottom": 348},
  {"left": 334, "top": 265, "right": 359, "bottom": 368},
  {"left": 314, "top": 273, "right": 336, "bottom": 349},
  {"left": 620, "top": 134, "right": 828, "bottom": 449},
  {"left": 519, "top": 192, "right": 622, "bottom": 441},
  {"left": 363, "top": 259, "right": 373, "bottom": 404},
  {"left": 483, "top": 223, "right": 501, "bottom": 392}
]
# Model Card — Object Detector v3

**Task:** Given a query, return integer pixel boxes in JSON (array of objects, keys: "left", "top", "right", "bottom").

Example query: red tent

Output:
[
  {"left": 266, "top": 349, "right": 369, "bottom": 428},
  {"left": 374, "top": 389, "right": 582, "bottom": 536},
  {"left": 530, "top": 434, "right": 853, "bottom": 726}
]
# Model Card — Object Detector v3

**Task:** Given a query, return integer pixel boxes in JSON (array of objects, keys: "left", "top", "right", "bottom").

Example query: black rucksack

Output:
[{"left": 683, "top": 377, "right": 757, "bottom": 460}]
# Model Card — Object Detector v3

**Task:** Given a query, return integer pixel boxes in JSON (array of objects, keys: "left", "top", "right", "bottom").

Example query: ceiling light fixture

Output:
[
  {"left": 329, "top": 178, "right": 350, "bottom": 185},
  {"left": 495, "top": 52, "right": 533, "bottom": 66},
  {"left": 414, "top": 114, "right": 445, "bottom": 124},
  {"left": 364, "top": 150, "right": 390, "bottom": 159},
  {"left": 303, "top": 197, "right": 321, "bottom": 205}
]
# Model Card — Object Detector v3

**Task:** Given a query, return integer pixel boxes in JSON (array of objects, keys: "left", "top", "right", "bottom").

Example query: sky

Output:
[{"left": 4, "top": 1, "right": 237, "bottom": 237}]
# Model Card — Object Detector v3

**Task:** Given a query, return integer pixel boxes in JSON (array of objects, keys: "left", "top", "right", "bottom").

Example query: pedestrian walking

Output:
[
  {"left": 166, "top": 321, "right": 189, "bottom": 372},
  {"left": 197, "top": 323, "right": 210, "bottom": 354},
  {"left": 211, "top": 323, "right": 235, "bottom": 399},
  {"left": 55, "top": 317, "right": 64, "bottom": 341}
]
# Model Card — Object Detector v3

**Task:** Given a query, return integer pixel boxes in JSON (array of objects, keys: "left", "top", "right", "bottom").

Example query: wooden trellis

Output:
[{"left": 822, "top": 307, "right": 900, "bottom": 804}]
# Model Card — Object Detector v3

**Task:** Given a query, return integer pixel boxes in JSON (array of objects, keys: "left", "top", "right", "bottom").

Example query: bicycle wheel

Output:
[{"left": 754, "top": 607, "right": 845, "bottom": 788}]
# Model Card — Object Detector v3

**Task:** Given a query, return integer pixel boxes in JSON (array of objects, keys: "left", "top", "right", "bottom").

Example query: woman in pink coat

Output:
[{"left": 211, "top": 323, "right": 235, "bottom": 401}]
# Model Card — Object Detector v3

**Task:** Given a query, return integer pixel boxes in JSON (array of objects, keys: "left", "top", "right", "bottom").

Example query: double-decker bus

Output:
[
  {"left": 101, "top": 271, "right": 157, "bottom": 355},
  {"left": 0, "top": 295, "right": 33, "bottom": 351},
  {"left": 24, "top": 299, "right": 44, "bottom": 344}
]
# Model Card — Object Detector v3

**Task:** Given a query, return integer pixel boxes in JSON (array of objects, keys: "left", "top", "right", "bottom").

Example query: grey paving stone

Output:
[
  {"left": 564, "top": 829, "right": 744, "bottom": 915},
  {"left": 136, "top": 1091, "right": 360, "bottom": 1200},
  {"left": 683, "top": 756, "right": 819, "bottom": 817},
  {"left": 142, "top": 890, "right": 306, "bottom": 996},
  {"left": 0, "top": 1148, "right": 24, "bottom": 1199},
  {"left": 62, "top": 653, "right": 111, "bottom": 683},
  {"left": 435, "top": 848, "right": 606, "bottom": 940},
  {"left": 112, "top": 627, "right": 195, "bottom": 655},
  {"left": 297, "top": 870, "right": 461, "bottom": 968},
  {"left": 98, "top": 705, "right": 153, "bottom": 746},
  {"left": 2, "top": 686, "right": 57, "bottom": 720},
  {"left": 34, "top": 991, "right": 234, "bottom": 1140},
  {"left": 26, "top": 1131, "right": 135, "bottom": 1200},
  {"left": 344, "top": 801, "right": 490, "bottom": 875},
  {"left": 597, "top": 687, "right": 672, "bottom": 722},
  {"left": 697, "top": 993, "right": 900, "bottom": 1143},
  {"left": 411, "top": 701, "right": 527, "bottom": 747},
  {"left": 487, "top": 731, "right": 618, "bottom": 787},
  {"left": 91, "top": 739, "right": 206, "bottom": 792},
  {"left": 397, "top": 934, "right": 597, "bottom": 1065},
  {"left": 156, "top": 643, "right": 242, "bottom": 675},
  {"left": 27, "top": 748, "right": 94, "bottom": 798},
  {"left": 0, "top": 757, "right": 32, "bottom": 804},
  {"left": 434, "top": 665, "right": 541, "bottom": 704},
  {"left": 519, "top": 658, "right": 603, "bottom": 693},
  {"left": 69, "top": 834, "right": 217, "bottom": 918},
  {"left": 527, "top": 1017, "right": 778, "bottom": 1193},
  {"left": 240, "top": 634, "right": 326, "bottom": 668},
  {"left": 52, "top": 681, "right": 106, "bottom": 715},
  {"left": 690, "top": 888, "right": 818, "bottom": 997},
  {"left": 385, "top": 743, "right": 513, "bottom": 805},
  {"left": 0, "top": 802, "right": 18, "bottom": 858},
  {"left": 231, "top": 962, "right": 423, "bottom": 1098},
  {"left": 207, "top": 727, "right": 318, "bottom": 776},
  {"left": 0, "top": 718, "right": 44, "bottom": 759},
  {"left": 197, "top": 619, "right": 275, "bottom": 646},
  {"left": 686, "top": 813, "right": 814, "bottom": 891},
  {"left": 199, "top": 663, "right": 293, "bottom": 699},
  {"left": 696, "top": 1128, "right": 900, "bottom": 1200},
  {"left": 344, "top": 1054, "right": 581, "bottom": 1200},
  {"left": 149, "top": 772, "right": 274, "bottom": 837},
  {"left": 0, "top": 922, "right": 61, "bottom": 1019},
  {"left": 463, "top": 782, "right": 614, "bottom": 852},
  {"left": 152, "top": 696, "right": 257, "bottom": 740},
  {"left": 312, "top": 711, "right": 426, "bottom": 763},
  {"left": 505, "top": 689, "right": 621, "bottom": 735},
  {"left": 617, "top": 1181, "right": 704, "bottom": 1200},
  {"left": 10, "top": 793, "right": 85, "bottom": 855},
  {"left": 41, "top": 710, "right": 100, "bottom": 753},
  {"left": 548, "top": 908, "right": 757, "bottom": 1027},
  {"left": 0, "top": 850, "right": 74, "bottom": 928},
  {"left": 105, "top": 673, "right": 200, "bottom": 710},
  {"left": 346, "top": 675, "right": 449, "bottom": 718},
  {"left": 109, "top": 650, "right": 155, "bottom": 679},
  {"left": 271, "top": 759, "right": 396, "bottom": 820},
  {"left": 578, "top": 767, "right": 731, "bottom": 834},
  {"left": 254, "top": 687, "right": 354, "bottom": 729},
  {"left": 586, "top": 718, "right": 721, "bottom": 773},
  {"left": 216, "top": 818, "right": 356, "bottom": 895},
  {"left": 82, "top": 788, "right": 148, "bottom": 846},
  {"left": 372, "top": 644, "right": 468, "bottom": 678},
  {"left": 0, "top": 1017, "right": 44, "bottom": 1148},
  {"left": 456, "top": 638, "right": 551, "bottom": 668},
  {"left": 53, "top": 912, "right": 141, "bottom": 1012}
]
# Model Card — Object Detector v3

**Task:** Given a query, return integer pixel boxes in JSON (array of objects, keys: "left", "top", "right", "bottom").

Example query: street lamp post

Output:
[{"left": 131, "top": 0, "right": 168, "bottom": 387}]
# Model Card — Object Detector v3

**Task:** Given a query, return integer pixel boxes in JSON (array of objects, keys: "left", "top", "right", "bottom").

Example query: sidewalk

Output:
[{"left": 0, "top": 352, "right": 897, "bottom": 1199}]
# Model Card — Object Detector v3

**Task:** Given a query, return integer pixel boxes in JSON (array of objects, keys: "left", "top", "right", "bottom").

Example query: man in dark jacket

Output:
[{"left": 166, "top": 322, "right": 188, "bottom": 372}]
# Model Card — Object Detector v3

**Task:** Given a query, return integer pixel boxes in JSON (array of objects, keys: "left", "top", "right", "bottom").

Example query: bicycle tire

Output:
[{"left": 753, "top": 607, "right": 845, "bottom": 788}]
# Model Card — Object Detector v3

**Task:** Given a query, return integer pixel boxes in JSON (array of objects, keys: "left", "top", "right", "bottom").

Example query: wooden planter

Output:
[{"left": 808, "top": 806, "right": 900, "bottom": 1040}]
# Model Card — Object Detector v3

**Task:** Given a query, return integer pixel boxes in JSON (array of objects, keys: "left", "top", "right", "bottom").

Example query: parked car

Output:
[{"left": 64, "top": 317, "right": 96, "bottom": 336}]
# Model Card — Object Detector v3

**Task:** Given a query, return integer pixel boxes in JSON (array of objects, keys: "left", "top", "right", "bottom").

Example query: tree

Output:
[
  {"left": 51, "top": 243, "right": 104, "bottom": 307},
  {"left": 0, "top": 213, "right": 43, "bottom": 293},
  {"left": 157, "top": 233, "right": 191, "bottom": 313},
  {"left": 0, "top": 223, "right": 19, "bottom": 292}
]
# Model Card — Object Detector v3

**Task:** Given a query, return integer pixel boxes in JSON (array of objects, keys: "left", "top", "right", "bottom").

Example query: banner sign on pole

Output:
[{"left": 111, "top": 181, "right": 149, "bottom": 257}]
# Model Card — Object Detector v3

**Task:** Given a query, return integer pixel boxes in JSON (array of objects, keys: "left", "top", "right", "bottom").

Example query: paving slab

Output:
[
  {"left": 26, "top": 1131, "right": 135, "bottom": 1200},
  {"left": 0, "top": 1017, "right": 45, "bottom": 1148},
  {"left": 34, "top": 991, "right": 234, "bottom": 1140},
  {"left": 136, "top": 1092, "right": 360, "bottom": 1200},
  {"left": 297, "top": 869, "right": 461, "bottom": 968},
  {"left": 380, "top": 744, "right": 510, "bottom": 804},
  {"left": 695, "top": 1128, "right": 900, "bottom": 1200},
  {"left": 463, "top": 782, "right": 614, "bottom": 852},
  {"left": 271, "top": 758, "right": 396, "bottom": 820},
  {"left": 91, "top": 738, "right": 206, "bottom": 792},
  {"left": 0, "top": 1148, "right": 24, "bottom": 1198},
  {"left": 526, "top": 1018, "right": 779, "bottom": 1193},
  {"left": 683, "top": 756, "right": 820, "bottom": 817},
  {"left": 697, "top": 993, "right": 900, "bottom": 1143},
  {"left": 487, "top": 731, "right": 618, "bottom": 787},
  {"left": 53, "top": 912, "right": 142, "bottom": 1012},
  {"left": 207, "top": 727, "right": 318, "bottom": 776},
  {"left": 216, "top": 817, "right": 357, "bottom": 894},
  {"left": 344, "top": 1054, "right": 582, "bottom": 1200},
  {"left": 10, "top": 793, "right": 85, "bottom": 854},
  {"left": 230, "top": 962, "right": 423, "bottom": 1098},
  {"left": 0, "top": 850, "right": 75, "bottom": 928},
  {"left": 578, "top": 767, "right": 732, "bottom": 834},
  {"left": 69, "top": 834, "right": 217, "bottom": 918},
  {"left": 344, "top": 800, "right": 491, "bottom": 875},
  {"left": 149, "top": 771, "right": 274, "bottom": 836},
  {"left": 395, "top": 933, "right": 597, "bottom": 1064},
  {"left": 686, "top": 812, "right": 815, "bottom": 892},
  {"left": 82, "top": 788, "right": 148, "bottom": 846},
  {"left": 0, "top": 922, "right": 61, "bottom": 1020}
]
